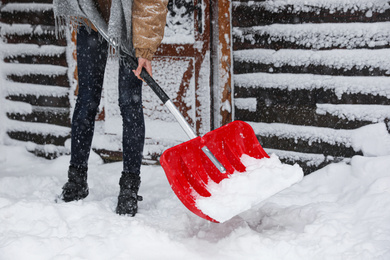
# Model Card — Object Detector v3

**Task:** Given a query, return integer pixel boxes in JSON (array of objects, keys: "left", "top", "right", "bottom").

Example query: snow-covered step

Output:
[
  {"left": 1, "top": 0, "right": 52, "bottom": 4},
  {"left": 5, "top": 52, "right": 67, "bottom": 66},
  {"left": 0, "top": 1, "right": 72, "bottom": 158},
  {"left": 3, "top": 43, "right": 67, "bottom": 65},
  {"left": 5, "top": 74, "right": 69, "bottom": 87},
  {"left": 27, "top": 142, "right": 70, "bottom": 159},
  {"left": 232, "top": 0, "right": 390, "bottom": 27},
  {"left": 0, "top": 3, "right": 55, "bottom": 26},
  {"left": 4, "top": 81, "right": 69, "bottom": 98},
  {"left": 6, "top": 119, "right": 70, "bottom": 146},
  {"left": 4, "top": 81, "right": 70, "bottom": 108},
  {"left": 8, "top": 138, "right": 70, "bottom": 159},
  {"left": 1, "top": 62, "right": 67, "bottom": 76},
  {"left": 1, "top": 23, "right": 56, "bottom": 36},
  {"left": 233, "top": 22, "right": 390, "bottom": 50},
  {"left": 6, "top": 119, "right": 70, "bottom": 137},
  {"left": 7, "top": 107, "right": 70, "bottom": 127},
  {"left": 2, "top": 43, "right": 65, "bottom": 57},
  {"left": 3, "top": 63, "right": 69, "bottom": 86},
  {"left": 6, "top": 93, "right": 70, "bottom": 108},
  {"left": 0, "top": 3, "right": 53, "bottom": 12},
  {"left": 7, "top": 120, "right": 70, "bottom": 146},
  {"left": 234, "top": 49, "right": 390, "bottom": 76},
  {"left": 5, "top": 100, "right": 70, "bottom": 127},
  {"left": 1, "top": 24, "right": 65, "bottom": 46}
]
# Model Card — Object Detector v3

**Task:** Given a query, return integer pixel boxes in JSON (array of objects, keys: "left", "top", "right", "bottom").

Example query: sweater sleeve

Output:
[{"left": 132, "top": 0, "right": 168, "bottom": 61}]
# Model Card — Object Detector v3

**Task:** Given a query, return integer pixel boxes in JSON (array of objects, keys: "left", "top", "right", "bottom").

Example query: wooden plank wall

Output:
[
  {"left": 1, "top": 0, "right": 71, "bottom": 158},
  {"left": 232, "top": 0, "right": 390, "bottom": 174}
]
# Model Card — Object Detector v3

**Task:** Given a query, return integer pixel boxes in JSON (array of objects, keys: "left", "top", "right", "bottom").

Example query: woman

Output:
[{"left": 54, "top": 0, "right": 168, "bottom": 216}]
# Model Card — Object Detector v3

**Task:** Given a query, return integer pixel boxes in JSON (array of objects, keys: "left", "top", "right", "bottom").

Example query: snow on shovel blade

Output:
[{"left": 160, "top": 120, "right": 269, "bottom": 222}]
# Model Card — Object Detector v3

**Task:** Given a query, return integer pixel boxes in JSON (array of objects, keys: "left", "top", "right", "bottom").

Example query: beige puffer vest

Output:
[{"left": 86, "top": 0, "right": 168, "bottom": 60}]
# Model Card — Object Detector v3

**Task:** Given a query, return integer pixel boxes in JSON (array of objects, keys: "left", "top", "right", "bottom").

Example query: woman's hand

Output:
[{"left": 132, "top": 57, "right": 152, "bottom": 81}]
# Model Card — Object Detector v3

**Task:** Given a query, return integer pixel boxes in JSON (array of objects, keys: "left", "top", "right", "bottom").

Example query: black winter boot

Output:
[
  {"left": 116, "top": 172, "right": 143, "bottom": 216},
  {"left": 60, "top": 165, "right": 89, "bottom": 202}
]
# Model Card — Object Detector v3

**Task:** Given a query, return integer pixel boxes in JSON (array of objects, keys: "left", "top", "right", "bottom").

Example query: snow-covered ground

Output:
[
  {"left": 1, "top": 0, "right": 390, "bottom": 258},
  {"left": 1, "top": 144, "right": 389, "bottom": 260}
]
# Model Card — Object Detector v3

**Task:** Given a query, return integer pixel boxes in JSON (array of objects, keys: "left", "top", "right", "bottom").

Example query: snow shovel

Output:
[
  {"left": 123, "top": 64, "right": 270, "bottom": 221},
  {"left": 160, "top": 121, "right": 269, "bottom": 222},
  {"left": 76, "top": 2, "right": 269, "bottom": 222}
]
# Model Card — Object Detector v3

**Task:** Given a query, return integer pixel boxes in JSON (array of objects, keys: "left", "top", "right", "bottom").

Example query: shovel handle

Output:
[{"left": 76, "top": 4, "right": 226, "bottom": 173}]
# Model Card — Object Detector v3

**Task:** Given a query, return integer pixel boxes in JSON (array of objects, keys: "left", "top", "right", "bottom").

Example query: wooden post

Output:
[
  {"left": 193, "top": 0, "right": 211, "bottom": 135},
  {"left": 211, "top": 0, "right": 233, "bottom": 129}
]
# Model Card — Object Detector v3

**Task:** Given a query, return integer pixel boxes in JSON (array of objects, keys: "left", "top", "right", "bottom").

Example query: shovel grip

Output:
[
  {"left": 120, "top": 51, "right": 170, "bottom": 104},
  {"left": 140, "top": 69, "right": 170, "bottom": 104}
]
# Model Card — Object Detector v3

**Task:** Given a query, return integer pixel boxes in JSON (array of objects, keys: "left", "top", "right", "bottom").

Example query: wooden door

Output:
[{"left": 96, "top": 0, "right": 233, "bottom": 162}]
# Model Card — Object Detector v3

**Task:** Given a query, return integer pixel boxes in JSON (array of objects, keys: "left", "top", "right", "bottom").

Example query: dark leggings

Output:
[{"left": 70, "top": 26, "right": 145, "bottom": 174}]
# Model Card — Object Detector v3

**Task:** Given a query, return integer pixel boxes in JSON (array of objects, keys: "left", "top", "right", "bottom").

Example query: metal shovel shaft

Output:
[{"left": 165, "top": 101, "right": 226, "bottom": 173}]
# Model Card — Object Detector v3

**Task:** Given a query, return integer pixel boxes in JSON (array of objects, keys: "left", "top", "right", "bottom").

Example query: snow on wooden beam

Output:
[
  {"left": 234, "top": 73, "right": 390, "bottom": 99},
  {"left": 233, "top": 22, "right": 390, "bottom": 50}
]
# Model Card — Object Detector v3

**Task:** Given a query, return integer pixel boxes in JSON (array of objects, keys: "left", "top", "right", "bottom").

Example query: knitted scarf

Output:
[{"left": 53, "top": 0, "right": 134, "bottom": 56}]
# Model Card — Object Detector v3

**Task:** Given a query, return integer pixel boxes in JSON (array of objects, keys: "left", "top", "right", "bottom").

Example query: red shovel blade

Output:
[{"left": 160, "top": 120, "right": 269, "bottom": 222}]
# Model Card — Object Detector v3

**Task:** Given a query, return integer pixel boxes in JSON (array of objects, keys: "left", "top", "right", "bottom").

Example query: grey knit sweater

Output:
[{"left": 53, "top": 0, "right": 134, "bottom": 54}]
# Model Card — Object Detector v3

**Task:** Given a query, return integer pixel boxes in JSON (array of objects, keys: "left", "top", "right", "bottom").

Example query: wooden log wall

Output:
[
  {"left": 1, "top": 0, "right": 71, "bottom": 158},
  {"left": 232, "top": 0, "right": 390, "bottom": 174}
]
